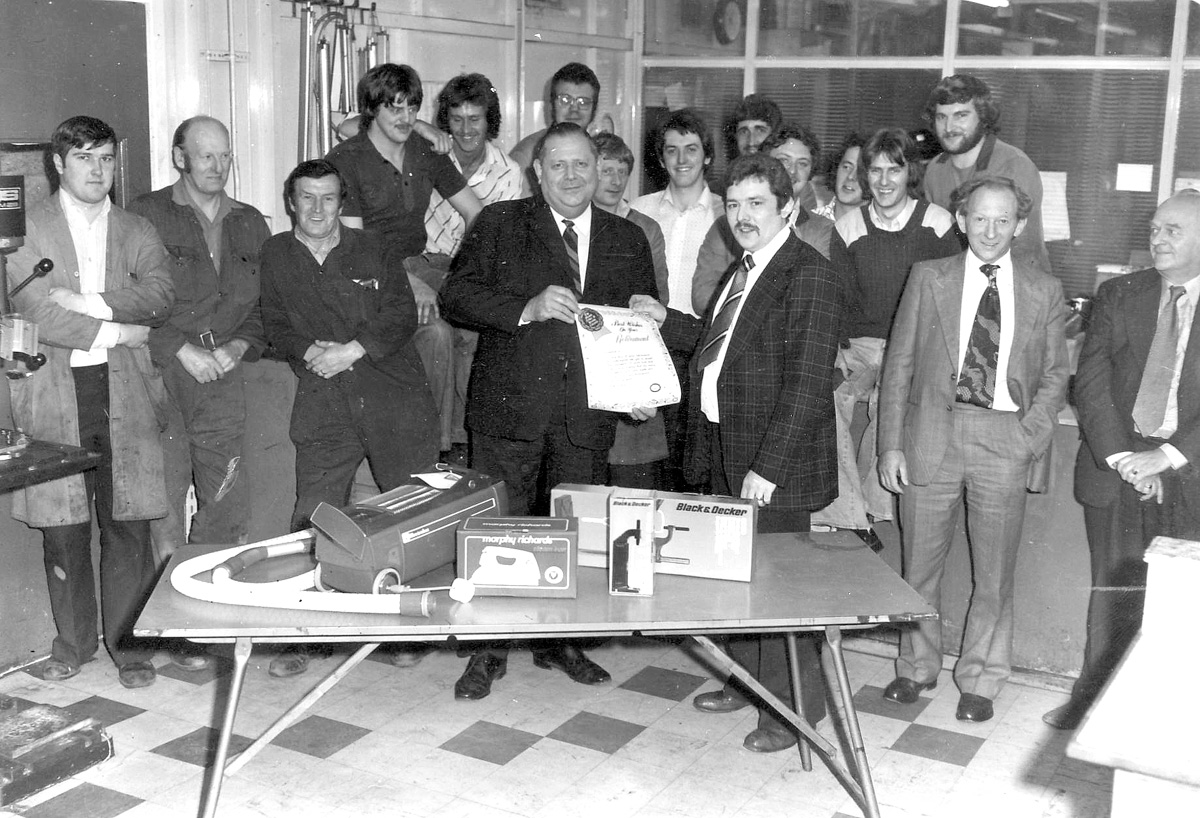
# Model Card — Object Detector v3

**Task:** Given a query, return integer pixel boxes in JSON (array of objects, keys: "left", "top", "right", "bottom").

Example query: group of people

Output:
[{"left": 8, "top": 58, "right": 1197, "bottom": 760}]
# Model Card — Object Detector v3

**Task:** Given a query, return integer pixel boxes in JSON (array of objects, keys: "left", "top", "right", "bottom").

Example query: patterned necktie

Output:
[
  {"left": 1132, "top": 284, "right": 1187, "bottom": 437},
  {"left": 563, "top": 219, "right": 582, "bottom": 295},
  {"left": 956, "top": 263, "right": 1002, "bottom": 408},
  {"left": 696, "top": 255, "right": 754, "bottom": 371}
]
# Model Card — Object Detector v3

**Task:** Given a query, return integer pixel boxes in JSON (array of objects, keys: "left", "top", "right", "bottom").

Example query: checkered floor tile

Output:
[{"left": 0, "top": 638, "right": 1112, "bottom": 817}]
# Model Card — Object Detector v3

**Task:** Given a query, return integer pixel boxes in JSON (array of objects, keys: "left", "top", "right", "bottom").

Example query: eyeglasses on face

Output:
[{"left": 555, "top": 94, "right": 594, "bottom": 110}]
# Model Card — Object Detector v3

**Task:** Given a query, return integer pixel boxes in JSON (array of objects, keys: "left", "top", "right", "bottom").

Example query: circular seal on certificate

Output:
[
  {"left": 649, "top": 383, "right": 661, "bottom": 393},
  {"left": 578, "top": 308, "right": 604, "bottom": 332}
]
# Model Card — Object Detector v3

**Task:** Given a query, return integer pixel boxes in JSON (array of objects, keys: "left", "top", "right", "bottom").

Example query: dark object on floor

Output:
[
  {"left": 956, "top": 693, "right": 994, "bottom": 722},
  {"left": 742, "top": 726, "right": 798, "bottom": 753},
  {"left": 116, "top": 661, "right": 156, "bottom": 689},
  {"left": 532, "top": 645, "right": 611, "bottom": 685},
  {"left": 454, "top": 653, "right": 508, "bottom": 700},
  {"left": 881, "top": 676, "right": 937, "bottom": 704},
  {"left": 1042, "top": 701, "right": 1085, "bottom": 731},
  {"left": 39, "top": 658, "right": 80, "bottom": 682},
  {"left": 0, "top": 703, "right": 113, "bottom": 806},
  {"left": 693, "top": 690, "right": 750, "bottom": 713}
]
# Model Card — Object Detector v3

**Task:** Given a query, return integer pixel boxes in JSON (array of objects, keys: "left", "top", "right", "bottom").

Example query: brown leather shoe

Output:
[
  {"left": 693, "top": 690, "right": 750, "bottom": 713},
  {"left": 882, "top": 677, "right": 937, "bottom": 704},
  {"left": 956, "top": 693, "right": 994, "bottom": 722},
  {"left": 743, "top": 727, "right": 798, "bottom": 753},
  {"left": 117, "top": 661, "right": 157, "bottom": 689},
  {"left": 455, "top": 653, "right": 507, "bottom": 700},
  {"left": 532, "top": 645, "right": 610, "bottom": 685}
]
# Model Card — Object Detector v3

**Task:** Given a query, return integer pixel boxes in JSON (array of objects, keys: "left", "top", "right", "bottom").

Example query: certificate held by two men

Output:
[{"left": 574, "top": 305, "right": 680, "bottom": 413}]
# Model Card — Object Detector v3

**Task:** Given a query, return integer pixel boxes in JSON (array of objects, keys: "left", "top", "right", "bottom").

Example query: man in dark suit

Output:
[
  {"left": 440, "top": 121, "right": 659, "bottom": 700},
  {"left": 878, "top": 176, "right": 1068, "bottom": 723},
  {"left": 1044, "top": 190, "right": 1200, "bottom": 730},
  {"left": 639, "top": 152, "right": 842, "bottom": 753}
]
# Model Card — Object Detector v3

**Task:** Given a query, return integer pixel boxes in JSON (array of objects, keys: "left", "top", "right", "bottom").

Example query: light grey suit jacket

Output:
[{"left": 877, "top": 251, "right": 1069, "bottom": 492}]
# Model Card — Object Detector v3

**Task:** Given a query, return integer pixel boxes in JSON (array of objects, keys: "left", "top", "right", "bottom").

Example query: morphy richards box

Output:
[
  {"left": 456, "top": 516, "right": 577, "bottom": 597},
  {"left": 551, "top": 484, "right": 756, "bottom": 582}
]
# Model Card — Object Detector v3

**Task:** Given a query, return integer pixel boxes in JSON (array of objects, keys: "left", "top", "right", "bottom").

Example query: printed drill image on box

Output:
[
  {"left": 608, "top": 493, "right": 656, "bottom": 596},
  {"left": 551, "top": 484, "right": 756, "bottom": 582},
  {"left": 456, "top": 516, "right": 577, "bottom": 597}
]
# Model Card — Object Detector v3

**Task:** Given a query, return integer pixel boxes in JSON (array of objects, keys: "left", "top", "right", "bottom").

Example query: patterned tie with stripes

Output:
[
  {"left": 696, "top": 254, "right": 754, "bottom": 371},
  {"left": 563, "top": 219, "right": 582, "bottom": 295}
]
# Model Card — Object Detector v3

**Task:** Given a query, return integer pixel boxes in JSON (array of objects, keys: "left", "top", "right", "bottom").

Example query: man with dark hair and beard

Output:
[{"left": 922, "top": 75, "right": 1052, "bottom": 274}]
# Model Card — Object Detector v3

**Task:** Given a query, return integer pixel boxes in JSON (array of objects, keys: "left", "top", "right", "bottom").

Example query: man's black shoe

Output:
[
  {"left": 881, "top": 677, "right": 937, "bottom": 704},
  {"left": 956, "top": 693, "right": 994, "bottom": 722},
  {"left": 1042, "top": 701, "right": 1086, "bottom": 731},
  {"left": 455, "top": 653, "right": 507, "bottom": 700},
  {"left": 532, "top": 644, "right": 611, "bottom": 685},
  {"left": 693, "top": 690, "right": 750, "bottom": 713}
]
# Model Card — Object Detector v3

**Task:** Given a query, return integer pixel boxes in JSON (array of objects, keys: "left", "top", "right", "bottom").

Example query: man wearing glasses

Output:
[{"left": 509, "top": 62, "right": 602, "bottom": 173}]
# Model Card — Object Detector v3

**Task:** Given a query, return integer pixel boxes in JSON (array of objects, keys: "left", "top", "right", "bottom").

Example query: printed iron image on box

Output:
[
  {"left": 608, "top": 493, "right": 655, "bottom": 596},
  {"left": 456, "top": 517, "right": 577, "bottom": 597},
  {"left": 551, "top": 484, "right": 756, "bottom": 582}
]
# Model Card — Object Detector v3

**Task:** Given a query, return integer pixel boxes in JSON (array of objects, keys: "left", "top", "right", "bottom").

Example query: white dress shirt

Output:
[
  {"left": 59, "top": 189, "right": 119, "bottom": 366},
  {"left": 631, "top": 185, "right": 723, "bottom": 317},
  {"left": 548, "top": 203, "right": 593, "bottom": 290},
  {"left": 700, "top": 224, "right": 791, "bottom": 423}
]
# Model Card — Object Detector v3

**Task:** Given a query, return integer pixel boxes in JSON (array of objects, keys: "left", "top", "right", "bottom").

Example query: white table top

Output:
[{"left": 135, "top": 531, "right": 936, "bottom": 643}]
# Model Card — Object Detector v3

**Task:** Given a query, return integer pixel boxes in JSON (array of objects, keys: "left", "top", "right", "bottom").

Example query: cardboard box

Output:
[
  {"left": 608, "top": 492, "right": 655, "bottom": 596},
  {"left": 456, "top": 516, "right": 577, "bottom": 597},
  {"left": 551, "top": 484, "right": 756, "bottom": 582}
]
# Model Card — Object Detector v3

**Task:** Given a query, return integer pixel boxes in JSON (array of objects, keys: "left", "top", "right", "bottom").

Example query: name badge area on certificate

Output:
[{"left": 575, "top": 305, "right": 681, "bottom": 412}]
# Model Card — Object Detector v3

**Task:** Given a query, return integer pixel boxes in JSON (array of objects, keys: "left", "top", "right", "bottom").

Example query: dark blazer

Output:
[
  {"left": 1074, "top": 268, "right": 1200, "bottom": 508},
  {"left": 877, "top": 252, "right": 1069, "bottom": 491},
  {"left": 440, "top": 198, "right": 658, "bottom": 450},
  {"left": 660, "top": 231, "right": 842, "bottom": 512}
]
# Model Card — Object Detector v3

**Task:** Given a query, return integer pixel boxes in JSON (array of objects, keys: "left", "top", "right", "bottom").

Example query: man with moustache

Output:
[
  {"left": 325, "top": 63, "right": 480, "bottom": 463},
  {"left": 828, "top": 128, "right": 960, "bottom": 538},
  {"left": 878, "top": 176, "right": 1068, "bottom": 723},
  {"left": 130, "top": 117, "right": 269, "bottom": 573},
  {"left": 421, "top": 73, "right": 527, "bottom": 463},
  {"left": 440, "top": 121, "right": 658, "bottom": 700},
  {"left": 1045, "top": 190, "right": 1200, "bottom": 730},
  {"left": 637, "top": 152, "right": 841, "bottom": 753},
  {"left": 8, "top": 116, "right": 174, "bottom": 689},
  {"left": 923, "top": 74, "right": 1052, "bottom": 273}
]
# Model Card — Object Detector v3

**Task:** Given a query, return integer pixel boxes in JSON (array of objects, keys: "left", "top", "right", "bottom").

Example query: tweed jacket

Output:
[
  {"left": 660, "top": 231, "right": 842, "bottom": 512},
  {"left": 6, "top": 194, "right": 174, "bottom": 526},
  {"left": 1073, "top": 267, "right": 1200, "bottom": 508},
  {"left": 440, "top": 198, "right": 658, "bottom": 451},
  {"left": 877, "top": 251, "right": 1068, "bottom": 491}
]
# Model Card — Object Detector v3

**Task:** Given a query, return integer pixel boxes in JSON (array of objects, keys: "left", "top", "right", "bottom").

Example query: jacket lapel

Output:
[
  {"left": 1127, "top": 274, "right": 1163, "bottom": 368},
  {"left": 42, "top": 197, "right": 82, "bottom": 291},
  {"left": 722, "top": 235, "right": 794, "bottom": 366},
  {"left": 933, "top": 254, "right": 965, "bottom": 367},
  {"left": 533, "top": 203, "right": 577, "bottom": 293}
]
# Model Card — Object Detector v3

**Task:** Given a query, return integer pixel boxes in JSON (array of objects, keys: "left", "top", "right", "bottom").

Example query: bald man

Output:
[{"left": 1046, "top": 190, "right": 1200, "bottom": 729}]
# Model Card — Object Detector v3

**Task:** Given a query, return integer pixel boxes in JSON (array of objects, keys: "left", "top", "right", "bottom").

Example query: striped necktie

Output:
[
  {"left": 696, "top": 255, "right": 754, "bottom": 371},
  {"left": 956, "top": 263, "right": 1001, "bottom": 408},
  {"left": 1132, "top": 284, "right": 1187, "bottom": 437},
  {"left": 563, "top": 219, "right": 582, "bottom": 295}
]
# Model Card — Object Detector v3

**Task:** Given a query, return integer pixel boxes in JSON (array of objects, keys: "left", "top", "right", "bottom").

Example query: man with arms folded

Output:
[
  {"left": 9, "top": 115, "right": 174, "bottom": 689},
  {"left": 259, "top": 160, "right": 438, "bottom": 678},
  {"left": 637, "top": 153, "right": 841, "bottom": 753},
  {"left": 877, "top": 175, "right": 1068, "bottom": 723},
  {"left": 923, "top": 74, "right": 1052, "bottom": 274},
  {"left": 441, "top": 122, "right": 658, "bottom": 701},
  {"left": 1045, "top": 190, "right": 1200, "bottom": 729}
]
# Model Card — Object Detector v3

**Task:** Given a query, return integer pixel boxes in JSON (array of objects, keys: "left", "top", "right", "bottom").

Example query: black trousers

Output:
[
  {"left": 708, "top": 421, "right": 828, "bottom": 732},
  {"left": 40, "top": 364, "right": 156, "bottom": 668}
]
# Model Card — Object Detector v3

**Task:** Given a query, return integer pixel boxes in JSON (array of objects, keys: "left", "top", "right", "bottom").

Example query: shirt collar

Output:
[
  {"left": 869, "top": 197, "right": 917, "bottom": 231},
  {"left": 58, "top": 187, "right": 111, "bottom": 225},
  {"left": 1161, "top": 272, "right": 1200, "bottom": 302},
  {"left": 662, "top": 183, "right": 716, "bottom": 213},
  {"left": 549, "top": 203, "right": 593, "bottom": 235},
  {"left": 964, "top": 247, "right": 1013, "bottom": 282},
  {"left": 171, "top": 175, "right": 238, "bottom": 211},
  {"left": 741, "top": 221, "right": 791, "bottom": 272}
]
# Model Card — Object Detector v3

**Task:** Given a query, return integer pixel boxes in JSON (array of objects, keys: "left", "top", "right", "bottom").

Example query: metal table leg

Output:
[
  {"left": 200, "top": 637, "right": 252, "bottom": 818},
  {"left": 785, "top": 632, "right": 813, "bottom": 772},
  {"left": 825, "top": 625, "right": 881, "bottom": 818}
]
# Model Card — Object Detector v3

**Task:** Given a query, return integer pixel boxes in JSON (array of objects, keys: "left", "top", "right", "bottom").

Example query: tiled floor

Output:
[{"left": 0, "top": 636, "right": 1110, "bottom": 818}]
